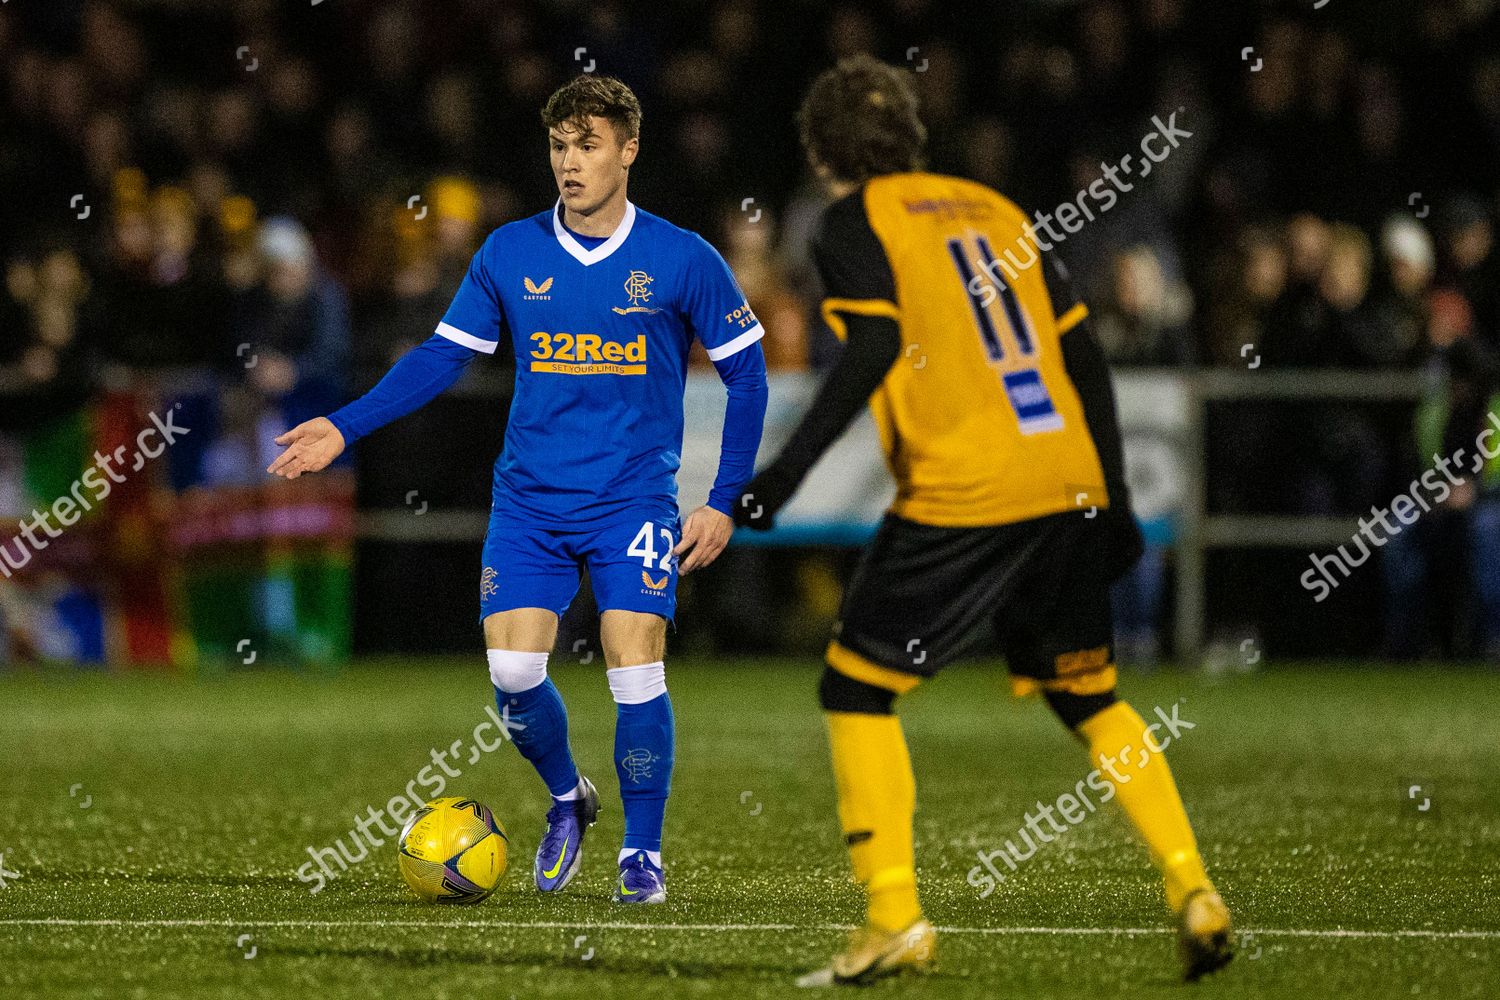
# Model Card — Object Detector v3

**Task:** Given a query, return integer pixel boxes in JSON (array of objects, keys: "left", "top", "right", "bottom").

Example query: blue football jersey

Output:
[{"left": 437, "top": 201, "right": 764, "bottom": 528}]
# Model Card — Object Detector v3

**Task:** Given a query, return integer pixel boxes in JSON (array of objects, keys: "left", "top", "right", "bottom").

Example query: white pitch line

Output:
[{"left": 0, "top": 919, "right": 1496, "bottom": 940}]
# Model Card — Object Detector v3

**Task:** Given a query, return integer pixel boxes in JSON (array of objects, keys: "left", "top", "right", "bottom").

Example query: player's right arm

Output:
[
  {"left": 734, "top": 191, "right": 901, "bottom": 528},
  {"left": 268, "top": 234, "right": 507, "bottom": 480}
]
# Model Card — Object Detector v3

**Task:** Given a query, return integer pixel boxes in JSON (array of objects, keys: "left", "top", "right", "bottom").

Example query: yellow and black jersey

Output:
[{"left": 812, "top": 171, "right": 1121, "bottom": 528}]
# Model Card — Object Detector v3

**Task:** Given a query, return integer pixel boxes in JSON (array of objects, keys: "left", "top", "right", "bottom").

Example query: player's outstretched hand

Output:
[
  {"left": 267, "top": 417, "right": 346, "bottom": 480},
  {"left": 674, "top": 505, "right": 733, "bottom": 574}
]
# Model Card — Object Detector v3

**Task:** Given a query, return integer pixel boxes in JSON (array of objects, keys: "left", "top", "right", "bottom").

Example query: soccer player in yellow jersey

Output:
[{"left": 736, "top": 56, "right": 1232, "bottom": 987}]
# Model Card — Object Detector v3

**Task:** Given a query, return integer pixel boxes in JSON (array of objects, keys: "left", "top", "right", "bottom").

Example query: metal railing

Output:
[{"left": 1172, "top": 369, "right": 1434, "bottom": 661}]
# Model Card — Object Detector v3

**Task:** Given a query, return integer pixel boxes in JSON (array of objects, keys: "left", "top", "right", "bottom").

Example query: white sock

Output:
[
  {"left": 619, "top": 848, "right": 663, "bottom": 868},
  {"left": 606, "top": 661, "right": 667, "bottom": 704},
  {"left": 553, "top": 778, "right": 585, "bottom": 802}
]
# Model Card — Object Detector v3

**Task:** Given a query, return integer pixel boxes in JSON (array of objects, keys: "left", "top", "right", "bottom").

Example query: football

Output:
[{"left": 397, "top": 797, "right": 508, "bottom": 904}]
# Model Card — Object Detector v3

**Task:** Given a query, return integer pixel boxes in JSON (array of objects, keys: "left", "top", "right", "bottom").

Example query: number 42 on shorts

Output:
[{"left": 628, "top": 521, "right": 676, "bottom": 572}]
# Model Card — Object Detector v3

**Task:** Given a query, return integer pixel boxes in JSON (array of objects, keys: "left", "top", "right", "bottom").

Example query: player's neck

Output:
[{"left": 563, "top": 189, "right": 629, "bottom": 238}]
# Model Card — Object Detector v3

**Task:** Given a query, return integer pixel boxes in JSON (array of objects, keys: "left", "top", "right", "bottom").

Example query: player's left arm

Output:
[
  {"left": 1046, "top": 252, "right": 1128, "bottom": 505},
  {"left": 1047, "top": 249, "right": 1144, "bottom": 572},
  {"left": 735, "top": 191, "right": 901, "bottom": 530},
  {"left": 673, "top": 236, "right": 769, "bottom": 573}
]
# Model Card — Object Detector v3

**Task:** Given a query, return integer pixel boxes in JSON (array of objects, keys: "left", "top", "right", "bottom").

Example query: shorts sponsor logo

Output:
[
  {"left": 1054, "top": 645, "right": 1110, "bottom": 677},
  {"left": 641, "top": 570, "right": 669, "bottom": 592}
]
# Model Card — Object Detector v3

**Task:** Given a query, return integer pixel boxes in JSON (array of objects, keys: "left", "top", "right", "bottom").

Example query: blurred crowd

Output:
[{"left": 3, "top": 0, "right": 1500, "bottom": 659}]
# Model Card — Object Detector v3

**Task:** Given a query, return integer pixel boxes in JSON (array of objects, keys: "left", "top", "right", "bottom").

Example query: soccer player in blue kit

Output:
[{"left": 268, "top": 75, "right": 768, "bottom": 904}]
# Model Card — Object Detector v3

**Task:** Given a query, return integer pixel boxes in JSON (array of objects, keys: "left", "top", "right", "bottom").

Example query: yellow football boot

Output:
[
  {"left": 796, "top": 918, "right": 937, "bottom": 988},
  {"left": 1178, "top": 888, "right": 1234, "bottom": 982}
]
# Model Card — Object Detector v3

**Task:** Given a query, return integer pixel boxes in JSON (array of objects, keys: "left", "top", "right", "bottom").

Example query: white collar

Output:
[{"left": 553, "top": 199, "right": 636, "bottom": 266}]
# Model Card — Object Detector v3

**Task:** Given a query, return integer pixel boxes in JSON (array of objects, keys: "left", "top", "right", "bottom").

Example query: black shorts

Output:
[{"left": 829, "top": 506, "right": 1143, "bottom": 690}]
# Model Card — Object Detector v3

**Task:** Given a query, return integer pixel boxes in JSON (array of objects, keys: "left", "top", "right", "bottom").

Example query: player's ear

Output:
[
  {"left": 620, "top": 136, "right": 639, "bottom": 170},
  {"left": 811, "top": 160, "right": 840, "bottom": 193}
]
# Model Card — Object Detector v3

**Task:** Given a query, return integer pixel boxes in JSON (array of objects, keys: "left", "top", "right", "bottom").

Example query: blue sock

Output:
[
  {"left": 609, "top": 662, "right": 674, "bottom": 855},
  {"left": 488, "top": 651, "right": 579, "bottom": 799}
]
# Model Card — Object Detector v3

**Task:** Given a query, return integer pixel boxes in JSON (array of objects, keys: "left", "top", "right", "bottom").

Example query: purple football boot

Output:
[
  {"left": 534, "top": 776, "right": 599, "bottom": 892},
  {"left": 612, "top": 850, "right": 666, "bottom": 904}
]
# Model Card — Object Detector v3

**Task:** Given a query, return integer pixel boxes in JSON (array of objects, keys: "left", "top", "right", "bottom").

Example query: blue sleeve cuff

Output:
[{"left": 327, "top": 410, "right": 356, "bottom": 446}]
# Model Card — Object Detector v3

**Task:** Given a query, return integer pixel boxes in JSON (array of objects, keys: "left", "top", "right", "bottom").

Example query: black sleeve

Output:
[
  {"left": 771, "top": 191, "right": 900, "bottom": 493},
  {"left": 1059, "top": 287, "right": 1144, "bottom": 574},
  {"left": 1042, "top": 250, "right": 1087, "bottom": 331},
  {"left": 811, "top": 189, "right": 897, "bottom": 307},
  {"left": 1049, "top": 252, "right": 1125, "bottom": 497},
  {"left": 735, "top": 192, "right": 901, "bottom": 526},
  {"left": 734, "top": 312, "right": 900, "bottom": 526},
  {"left": 1061, "top": 316, "right": 1128, "bottom": 498},
  {"left": 770, "top": 313, "right": 901, "bottom": 478}
]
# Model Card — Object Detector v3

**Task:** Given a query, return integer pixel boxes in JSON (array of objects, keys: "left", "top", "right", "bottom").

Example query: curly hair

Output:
[
  {"left": 541, "top": 74, "right": 642, "bottom": 143},
  {"left": 797, "top": 55, "right": 927, "bottom": 183}
]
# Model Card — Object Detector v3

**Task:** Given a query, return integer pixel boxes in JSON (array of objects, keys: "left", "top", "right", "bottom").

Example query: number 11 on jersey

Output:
[{"left": 947, "top": 236, "right": 1063, "bottom": 435}]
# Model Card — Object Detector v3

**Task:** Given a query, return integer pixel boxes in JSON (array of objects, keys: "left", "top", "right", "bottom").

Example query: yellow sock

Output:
[
  {"left": 825, "top": 710, "right": 922, "bottom": 932},
  {"left": 1078, "top": 700, "right": 1213, "bottom": 911}
]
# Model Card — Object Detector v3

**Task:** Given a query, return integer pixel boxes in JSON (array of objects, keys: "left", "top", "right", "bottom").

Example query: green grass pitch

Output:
[{"left": 1, "top": 659, "right": 1497, "bottom": 998}]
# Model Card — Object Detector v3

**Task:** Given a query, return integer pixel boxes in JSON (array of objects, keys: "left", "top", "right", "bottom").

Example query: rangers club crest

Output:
[
  {"left": 612, "top": 270, "right": 662, "bottom": 315},
  {"left": 619, "top": 747, "right": 658, "bottom": 783}
]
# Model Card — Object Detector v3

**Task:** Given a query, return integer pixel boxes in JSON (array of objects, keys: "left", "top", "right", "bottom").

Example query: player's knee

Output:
[
  {"left": 487, "top": 649, "right": 549, "bottom": 693},
  {"left": 818, "top": 665, "right": 899, "bottom": 714},
  {"left": 607, "top": 660, "right": 668, "bottom": 704},
  {"left": 1044, "top": 688, "right": 1119, "bottom": 731}
]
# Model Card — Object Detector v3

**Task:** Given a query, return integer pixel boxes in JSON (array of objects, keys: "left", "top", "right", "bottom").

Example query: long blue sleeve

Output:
[
  {"left": 327, "top": 334, "right": 477, "bottom": 444},
  {"left": 706, "top": 344, "right": 769, "bottom": 516}
]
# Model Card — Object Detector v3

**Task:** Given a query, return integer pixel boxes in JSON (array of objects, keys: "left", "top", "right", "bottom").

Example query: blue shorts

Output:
[{"left": 479, "top": 509, "right": 681, "bottom": 623}]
